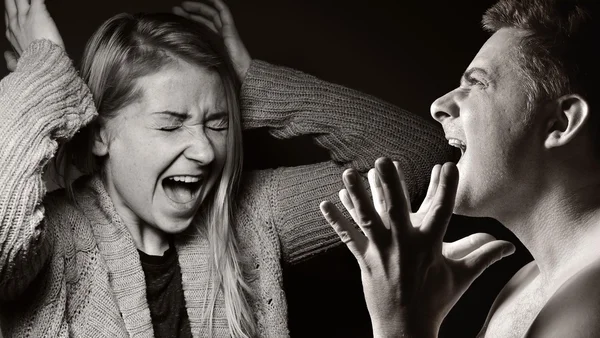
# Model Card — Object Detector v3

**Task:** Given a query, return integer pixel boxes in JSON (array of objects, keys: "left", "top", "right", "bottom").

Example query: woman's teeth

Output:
[
  {"left": 167, "top": 175, "right": 200, "bottom": 183},
  {"left": 163, "top": 176, "right": 203, "bottom": 205}
]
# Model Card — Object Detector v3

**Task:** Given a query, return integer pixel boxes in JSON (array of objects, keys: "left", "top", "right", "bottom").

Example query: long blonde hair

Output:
[{"left": 57, "top": 12, "right": 255, "bottom": 337}]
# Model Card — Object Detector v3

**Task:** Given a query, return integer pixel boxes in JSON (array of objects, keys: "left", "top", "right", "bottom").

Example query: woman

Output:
[{"left": 0, "top": 0, "right": 454, "bottom": 336}]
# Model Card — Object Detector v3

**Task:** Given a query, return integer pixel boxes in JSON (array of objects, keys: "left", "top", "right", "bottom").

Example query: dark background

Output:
[{"left": 1, "top": 0, "right": 533, "bottom": 337}]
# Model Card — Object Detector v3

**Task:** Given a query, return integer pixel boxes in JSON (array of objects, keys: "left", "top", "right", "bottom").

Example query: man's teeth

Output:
[
  {"left": 448, "top": 139, "right": 467, "bottom": 152},
  {"left": 167, "top": 176, "right": 200, "bottom": 183}
]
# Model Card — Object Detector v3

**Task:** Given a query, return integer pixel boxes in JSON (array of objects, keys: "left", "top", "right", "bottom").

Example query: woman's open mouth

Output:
[{"left": 162, "top": 175, "right": 204, "bottom": 205}]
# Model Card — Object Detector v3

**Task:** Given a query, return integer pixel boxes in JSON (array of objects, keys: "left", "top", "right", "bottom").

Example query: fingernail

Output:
[
  {"left": 442, "top": 162, "right": 457, "bottom": 176},
  {"left": 502, "top": 245, "right": 516, "bottom": 256},
  {"left": 375, "top": 157, "right": 393, "bottom": 176},
  {"left": 344, "top": 170, "right": 357, "bottom": 183},
  {"left": 379, "top": 157, "right": 392, "bottom": 166},
  {"left": 442, "top": 163, "right": 450, "bottom": 176},
  {"left": 373, "top": 172, "right": 381, "bottom": 188}
]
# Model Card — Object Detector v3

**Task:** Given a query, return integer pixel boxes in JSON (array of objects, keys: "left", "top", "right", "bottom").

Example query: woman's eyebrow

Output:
[
  {"left": 206, "top": 111, "right": 228, "bottom": 119},
  {"left": 151, "top": 111, "right": 190, "bottom": 120}
]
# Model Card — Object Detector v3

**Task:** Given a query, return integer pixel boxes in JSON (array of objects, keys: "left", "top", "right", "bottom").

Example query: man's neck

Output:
[{"left": 498, "top": 173, "right": 600, "bottom": 286}]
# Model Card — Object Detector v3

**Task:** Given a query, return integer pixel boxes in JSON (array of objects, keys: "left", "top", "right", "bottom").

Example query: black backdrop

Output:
[{"left": 0, "top": 0, "right": 533, "bottom": 337}]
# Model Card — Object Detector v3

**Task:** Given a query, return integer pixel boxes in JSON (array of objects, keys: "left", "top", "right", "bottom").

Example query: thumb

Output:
[
  {"left": 460, "top": 240, "right": 515, "bottom": 281},
  {"left": 4, "top": 51, "right": 18, "bottom": 72}
]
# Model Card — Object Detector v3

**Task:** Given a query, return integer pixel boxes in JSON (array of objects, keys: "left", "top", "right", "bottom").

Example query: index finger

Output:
[
  {"left": 180, "top": 2, "right": 223, "bottom": 30},
  {"left": 203, "top": 0, "right": 235, "bottom": 26},
  {"left": 320, "top": 201, "right": 368, "bottom": 259},
  {"left": 420, "top": 162, "right": 458, "bottom": 242}
]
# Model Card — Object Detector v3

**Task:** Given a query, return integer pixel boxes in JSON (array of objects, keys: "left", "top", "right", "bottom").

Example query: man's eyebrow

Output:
[
  {"left": 461, "top": 67, "right": 490, "bottom": 82},
  {"left": 151, "top": 111, "right": 190, "bottom": 119}
]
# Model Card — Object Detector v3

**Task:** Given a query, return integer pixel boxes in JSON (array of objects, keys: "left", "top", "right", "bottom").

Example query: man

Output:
[{"left": 320, "top": 0, "right": 600, "bottom": 337}]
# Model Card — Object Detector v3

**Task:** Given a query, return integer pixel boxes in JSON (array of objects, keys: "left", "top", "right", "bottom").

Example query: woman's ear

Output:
[
  {"left": 544, "top": 94, "right": 590, "bottom": 149},
  {"left": 92, "top": 124, "right": 109, "bottom": 156}
]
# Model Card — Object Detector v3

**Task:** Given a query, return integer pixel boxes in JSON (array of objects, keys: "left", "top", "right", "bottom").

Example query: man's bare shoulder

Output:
[
  {"left": 476, "top": 261, "right": 538, "bottom": 337},
  {"left": 485, "top": 261, "right": 538, "bottom": 320},
  {"left": 525, "top": 257, "right": 600, "bottom": 338}
]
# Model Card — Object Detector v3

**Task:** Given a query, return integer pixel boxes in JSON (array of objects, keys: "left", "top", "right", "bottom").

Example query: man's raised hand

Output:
[{"left": 320, "top": 159, "right": 515, "bottom": 338}]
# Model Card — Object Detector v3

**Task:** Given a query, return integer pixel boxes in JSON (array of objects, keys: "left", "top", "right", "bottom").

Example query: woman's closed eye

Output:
[
  {"left": 205, "top": 118, "right": 229, "bottom": 131},
  {"left": 158, "top": 124, "right": 182, "bottom": 131}
]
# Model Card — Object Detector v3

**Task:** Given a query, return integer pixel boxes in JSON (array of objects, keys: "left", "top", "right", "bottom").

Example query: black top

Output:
[{"left": 139, "top": 245, "right": 193, "bottom": 338}]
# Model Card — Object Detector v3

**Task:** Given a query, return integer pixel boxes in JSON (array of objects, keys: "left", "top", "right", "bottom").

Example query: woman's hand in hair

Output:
[
  {"left": 4, "top": 0, "right": 64, "bottom": 66},
  {"left": 173, "top": 0, "right": 251, "bottom": 81},
  {"left": 320, "top": 159, "right": 515, "bottom": 338}
]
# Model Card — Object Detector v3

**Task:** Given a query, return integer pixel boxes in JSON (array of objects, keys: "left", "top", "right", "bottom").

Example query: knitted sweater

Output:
[{"left": 0, "top": 40, "right": 454, "bottom": 337}]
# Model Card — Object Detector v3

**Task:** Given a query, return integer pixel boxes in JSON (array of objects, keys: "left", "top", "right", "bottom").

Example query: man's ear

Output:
[
  {"left": 544, "top": 94, "right": 590, "bottom": 149},
  {"left": 91, "top": 124, "right": 109, "bottom": 157}
]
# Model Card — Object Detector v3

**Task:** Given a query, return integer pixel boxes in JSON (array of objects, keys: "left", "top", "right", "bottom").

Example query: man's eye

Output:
[{"left": 466, "top": 76, "right": 486, "bottom": 87}]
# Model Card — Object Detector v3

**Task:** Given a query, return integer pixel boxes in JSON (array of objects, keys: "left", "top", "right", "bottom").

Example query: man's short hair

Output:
[{"left": 482, "top": 0, "right": 600, "bottom": 156}]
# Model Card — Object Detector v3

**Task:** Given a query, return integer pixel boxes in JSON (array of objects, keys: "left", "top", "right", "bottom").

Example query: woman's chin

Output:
[{"left": 154, "top": 213, "right": 196, "bottom": 235}]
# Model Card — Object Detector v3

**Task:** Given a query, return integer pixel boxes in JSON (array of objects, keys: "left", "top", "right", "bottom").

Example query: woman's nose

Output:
[{"left": 183, "top": 127, "right": 215, "bottom": 165}]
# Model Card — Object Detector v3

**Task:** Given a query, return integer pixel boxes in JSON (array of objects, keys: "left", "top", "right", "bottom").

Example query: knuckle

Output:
[
  {"left": 337, "top": 231, "right": 353, "bottom": 244},
  {"left": 357, "top": 217, "right": 375, "bottom": 228},
  {"left": 329, "top": 219, "right": 343, "bottom": 229}
]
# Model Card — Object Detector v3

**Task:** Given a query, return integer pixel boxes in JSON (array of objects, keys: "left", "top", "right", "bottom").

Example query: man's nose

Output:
[{"left": 430, "top": 89, "right": 460, "bottom": 123}]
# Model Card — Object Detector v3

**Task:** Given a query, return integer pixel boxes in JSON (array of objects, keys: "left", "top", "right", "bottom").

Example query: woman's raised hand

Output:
[
  {"left": 173, "top": 0, "right": 251, "bottom": 81},
  {"left": 320, "top": 159, "right": 515, "bottom": 338},
  {"left": 4, "top": 0, "right": 64, "bottom": 71}
]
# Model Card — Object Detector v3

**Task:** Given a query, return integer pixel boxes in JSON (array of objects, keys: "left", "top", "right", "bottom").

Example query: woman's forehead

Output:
[{"left": 131, "top": 62, "right": 226, "bottom": 115}]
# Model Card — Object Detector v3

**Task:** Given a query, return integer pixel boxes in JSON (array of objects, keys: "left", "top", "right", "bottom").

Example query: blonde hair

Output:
[{"left": 58, "top": 13, "right": 255, "bottom": 337}]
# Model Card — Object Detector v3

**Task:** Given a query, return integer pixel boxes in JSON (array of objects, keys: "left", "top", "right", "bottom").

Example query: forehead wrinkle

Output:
[{"left": 127, "top": 60, "right": 227, "bottom": 123}]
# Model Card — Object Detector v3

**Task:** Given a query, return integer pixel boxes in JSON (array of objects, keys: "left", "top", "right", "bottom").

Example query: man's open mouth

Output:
[
  {"left": 162, "top": 175, "right": 203, "bottom": 204},
  {"left": 448, "top": 138, "right": 467, "bottom": 158}
]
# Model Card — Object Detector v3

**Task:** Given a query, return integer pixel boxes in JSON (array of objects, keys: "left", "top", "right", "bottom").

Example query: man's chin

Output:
[
  {"left": 452, "top": 196, "right": 479, "bottom": 217},
  {"left": 453, "top": 199, "right": 497, "bottom": 219},
  {"left": 452, "top": 206, "right": 472, "bottom": 217}
]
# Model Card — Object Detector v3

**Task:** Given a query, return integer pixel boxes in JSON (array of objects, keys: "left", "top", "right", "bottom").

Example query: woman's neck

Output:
[
  {"left": 126, "top": 221, "right": 171, "bottom": 256},
  {"left": 102, "top": 177, "right": 171, "bottom": 256}
]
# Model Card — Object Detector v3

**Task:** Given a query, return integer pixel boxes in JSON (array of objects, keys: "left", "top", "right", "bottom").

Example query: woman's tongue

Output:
[{"left": 163, "top": 181, "right": 197, "bottom": 204}]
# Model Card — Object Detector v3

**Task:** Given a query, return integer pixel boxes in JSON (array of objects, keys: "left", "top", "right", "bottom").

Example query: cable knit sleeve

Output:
[
  {"left": 0, "top": 39, "right": 97, "bottom": 299},
  {"left": 241, "top": 60, "right": 456, "bottom": 264}
]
